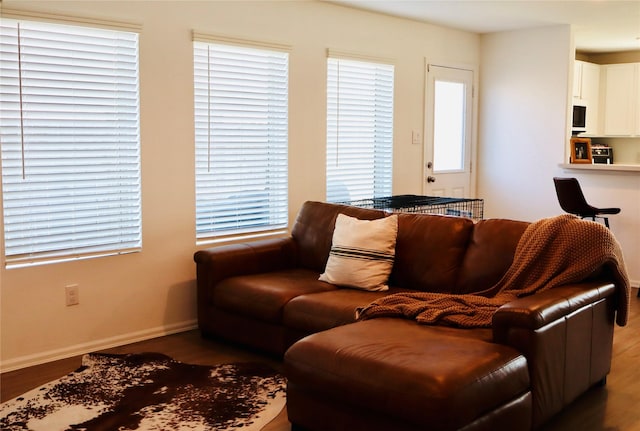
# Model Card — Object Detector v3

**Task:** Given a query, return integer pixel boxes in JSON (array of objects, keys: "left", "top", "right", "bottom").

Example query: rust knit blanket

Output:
[{"left": 356, "top": 215, "right": 630, "bottom": 328}]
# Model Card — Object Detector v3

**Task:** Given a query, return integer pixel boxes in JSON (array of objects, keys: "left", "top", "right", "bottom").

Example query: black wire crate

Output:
[{"left": 339, "top": 194, "right": 484, "bottom": 221}]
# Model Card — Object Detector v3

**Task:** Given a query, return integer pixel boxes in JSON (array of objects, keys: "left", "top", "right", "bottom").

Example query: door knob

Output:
[{"left": 427, "top": 176, "right": 436, "bottom": 183}]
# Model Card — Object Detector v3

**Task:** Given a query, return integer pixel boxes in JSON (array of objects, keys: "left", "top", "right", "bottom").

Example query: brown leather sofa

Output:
[{"left": 194, "top": 200, "right": 623, "bottom": 431}]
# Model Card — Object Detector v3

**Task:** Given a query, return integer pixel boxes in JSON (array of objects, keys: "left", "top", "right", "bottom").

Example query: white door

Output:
[{"left": 424, "top": 65, "right": 475, "bottom": 197}]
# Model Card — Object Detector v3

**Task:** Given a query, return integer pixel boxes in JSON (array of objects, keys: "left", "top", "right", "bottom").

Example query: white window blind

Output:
[
  {"left": 326, "top": 57, "right": 394, "bottom": 203},
  {"left": 194, "top": 41, "right": 288, "bottom": 239},
  {"left": 0, "top": 18, "right": 141, "bottom": 265}
]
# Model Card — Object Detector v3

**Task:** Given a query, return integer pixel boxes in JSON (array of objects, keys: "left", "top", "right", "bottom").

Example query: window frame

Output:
[
  {"left": 193, "top": 35, "right": 290, "bottom": 243},
  {"left": 326, "top": 54, "right": 395, "bottom": 203},
  {"left": 0, "top": 15, "right": 142, "bottom": 267}
]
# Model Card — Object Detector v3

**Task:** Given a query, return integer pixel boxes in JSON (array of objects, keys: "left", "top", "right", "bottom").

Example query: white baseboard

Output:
[{"left": 1, "top": 320, "right": 198, "bottom": 373}]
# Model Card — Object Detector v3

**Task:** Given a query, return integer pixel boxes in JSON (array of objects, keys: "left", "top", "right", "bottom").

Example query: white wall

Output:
[
  {"left": 478, "top": 26, "right": 639, "bottom": 285},
  {"left": 0, "top": 1, "right": 480, "bottom": 370},
  {"left": 3, "top": 2, "right": 637, "bottom": 372},
  {"left": 478, "top": 25, "right": 572, "bottom": 221}
]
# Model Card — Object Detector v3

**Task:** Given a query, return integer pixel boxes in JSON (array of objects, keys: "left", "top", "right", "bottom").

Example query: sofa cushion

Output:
[
  {"left": 390, "top": 213, "right": 474, "bottom": 293},
  {"left": 283, "top": 287, "right": 411, "bottom": 333},
  {"left": 213, "top": 268, "right": 336, "bottom": 323},
  {"left": 291, "top": 201, "right": 387, "bottom": 273},
  {"left": 319, "top": 214, "right": 398, "bottom": 291},
  {"left": 285, "top": 318, "right": 530, "bottom": 430},
  {"left": 456, "top": 218, "right": 529, "bottom": 294}
]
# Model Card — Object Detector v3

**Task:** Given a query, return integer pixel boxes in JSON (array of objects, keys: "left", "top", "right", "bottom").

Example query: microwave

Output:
[{"left": 572, "top": 105, "right": 587, "bottom": 133}]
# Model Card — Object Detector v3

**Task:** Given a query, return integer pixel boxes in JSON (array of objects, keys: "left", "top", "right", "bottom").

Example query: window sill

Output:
[{"left": 196, "top": 229, "right": 289, "bottom": 248}]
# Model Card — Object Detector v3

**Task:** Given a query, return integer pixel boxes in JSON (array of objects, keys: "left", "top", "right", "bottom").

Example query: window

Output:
[
  {"left": 193, "top": 40, "right": 288, "bottom": 240},
  {"left": 0, "top": 18, "right": 141, "bottom": 266},
  {"left": 326, "top": 56, "right": 394, "bottom": 203},
  {"left": 433, "top": 80, "right": 465, "bottom": 172}
]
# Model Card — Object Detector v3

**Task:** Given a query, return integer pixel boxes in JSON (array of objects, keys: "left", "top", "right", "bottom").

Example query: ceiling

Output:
[{"left": 328, "top": 0, "right": 640, "bottom": 53}]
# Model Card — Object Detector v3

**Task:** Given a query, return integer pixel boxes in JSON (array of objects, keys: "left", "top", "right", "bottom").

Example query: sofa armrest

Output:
[
  {"left": 492, "top": 281, "right": 616, "bottom": 337},
  {"left": 194, "top": 237, "right": 297, "bottom": 289},
  {"left": 491, "top": 280, "right": 617, "bottom": 427},
  {"left": 195, "top": 237, "right": 297, "bottom": 325}
]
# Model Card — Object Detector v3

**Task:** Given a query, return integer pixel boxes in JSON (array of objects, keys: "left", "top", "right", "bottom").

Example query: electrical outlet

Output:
[{"left": 65, "top": 284, "right": 79, "bottom": 306}]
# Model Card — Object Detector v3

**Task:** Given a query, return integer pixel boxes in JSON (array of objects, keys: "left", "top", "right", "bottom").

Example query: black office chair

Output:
[{"left": 553, "top": 177, "right": 620, "bottom": 229}]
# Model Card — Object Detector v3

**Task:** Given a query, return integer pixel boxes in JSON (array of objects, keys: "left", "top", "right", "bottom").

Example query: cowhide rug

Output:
[{"left": 0, "top": 352, "right": 287, "bottom": 431}]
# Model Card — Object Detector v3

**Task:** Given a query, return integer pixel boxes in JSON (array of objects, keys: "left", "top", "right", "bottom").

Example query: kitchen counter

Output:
[{"left": 559, "top": 163, "right": 640, "bottom": 173}]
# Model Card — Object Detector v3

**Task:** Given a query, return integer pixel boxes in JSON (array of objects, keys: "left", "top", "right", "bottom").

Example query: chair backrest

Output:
[{"left": 553, "top": 177, "right": 596, "bottom": 216}]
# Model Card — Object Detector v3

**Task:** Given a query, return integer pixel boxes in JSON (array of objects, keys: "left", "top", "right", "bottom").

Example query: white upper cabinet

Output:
[
  {"left": 602, "top": 63, "right": 640, "bottom": 136},
  {"left": 573, "top": 60, "right": 600, "bottom": 134},
  {"left": 573, "top": 61, "right": 582, "bottom": 98}
]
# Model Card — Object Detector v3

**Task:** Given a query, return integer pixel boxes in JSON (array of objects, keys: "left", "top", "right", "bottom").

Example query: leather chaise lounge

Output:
[{"left": 194, "top": 200, "right": 629, "bottom": 431}]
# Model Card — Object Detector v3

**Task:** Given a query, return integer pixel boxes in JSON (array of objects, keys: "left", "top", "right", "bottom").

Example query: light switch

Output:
[{"left": 412, "top": 131, "right": 421, "bottom": 145}]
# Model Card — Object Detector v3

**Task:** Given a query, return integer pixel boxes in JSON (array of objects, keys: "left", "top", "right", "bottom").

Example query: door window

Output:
[{"left": 433, "top": 81, "right": 465, "bottom": 172}]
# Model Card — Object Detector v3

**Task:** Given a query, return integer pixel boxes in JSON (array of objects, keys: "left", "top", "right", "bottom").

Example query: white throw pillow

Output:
[{"left": 319, "top": 213, "right": 398, "bottom": 291}]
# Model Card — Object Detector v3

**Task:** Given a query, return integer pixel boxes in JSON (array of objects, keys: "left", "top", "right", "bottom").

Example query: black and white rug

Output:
[{"left": 0, "top": 352, "right": 287, "bottom": 431}]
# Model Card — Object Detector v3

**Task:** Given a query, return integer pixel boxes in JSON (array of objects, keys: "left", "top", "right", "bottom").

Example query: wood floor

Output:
[{"left": 3, "top": 294, "right": 640, "bottom": 430}]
